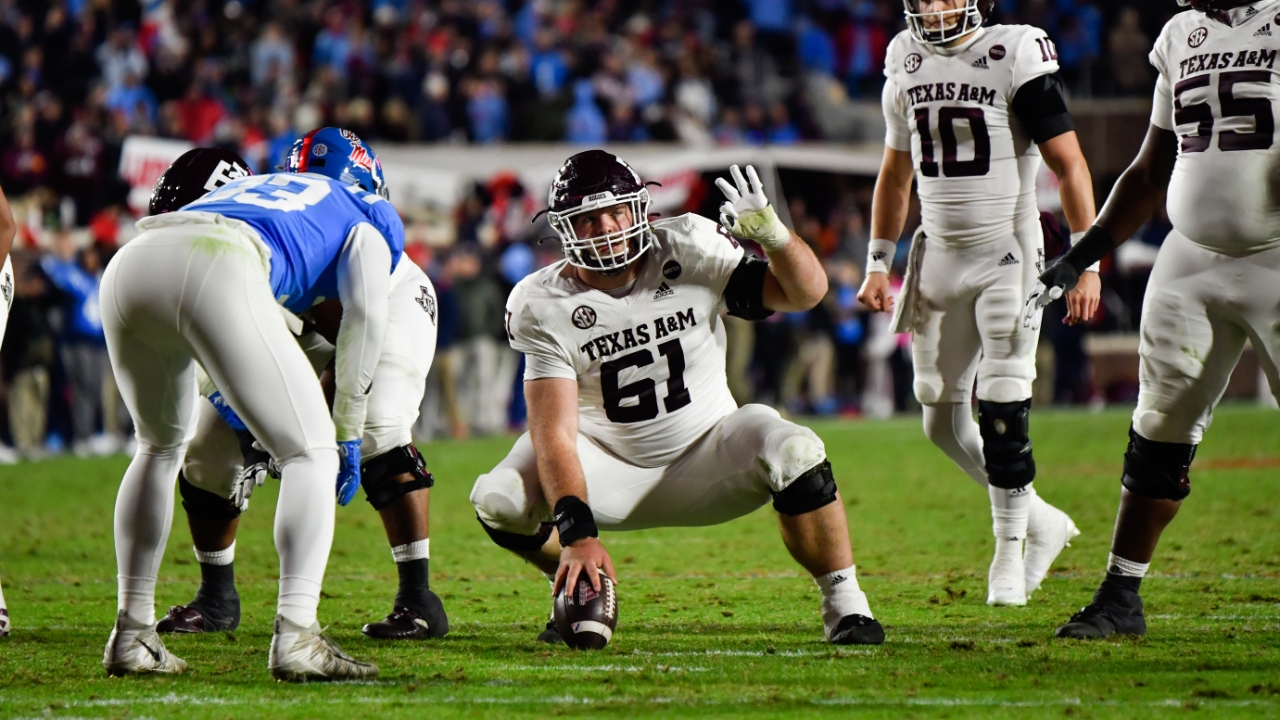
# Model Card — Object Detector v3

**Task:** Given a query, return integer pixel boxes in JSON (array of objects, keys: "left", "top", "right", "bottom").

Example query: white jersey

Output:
[
  {"left": 506, "top": 214, "right": 743, "bottom": 468},
  {"left": 1149, "top": 2, "right": 1280, "bottom": 254},
  {"left": 883, "top": 25, "right": 1059, "bottom": 248}
]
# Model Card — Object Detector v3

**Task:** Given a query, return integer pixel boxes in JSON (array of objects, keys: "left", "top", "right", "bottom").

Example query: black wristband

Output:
[
  {"left": 553, "top": 495, "right": 598, "bottom": 547},
  {"left": 1061, "top": 225, "right": 1117, "bottom": 275}
]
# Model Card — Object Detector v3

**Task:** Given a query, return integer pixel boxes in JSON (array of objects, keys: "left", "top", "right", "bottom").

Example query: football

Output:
[{"left": 553, "top": 575, "right": 618, "bottom": 650}]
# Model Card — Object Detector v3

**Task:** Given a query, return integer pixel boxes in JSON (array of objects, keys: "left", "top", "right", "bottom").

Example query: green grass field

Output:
[{"left": 1, "top": 405, "right": 1279, "bottom": 719}]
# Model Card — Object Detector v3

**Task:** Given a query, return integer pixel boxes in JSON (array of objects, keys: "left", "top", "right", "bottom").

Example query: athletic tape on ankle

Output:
[
  {"left": 1107, "top": 553, "right": 1149, "bottom": 578},
  {"left": 195, "top": 542, "right": 235, "bottom": 566},
  {"left": 392, "top": 539, "right": 430, "bottom": 563}
]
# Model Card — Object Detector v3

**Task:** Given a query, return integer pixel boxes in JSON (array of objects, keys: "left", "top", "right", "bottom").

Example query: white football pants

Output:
[
  {"left": 102, "top": 216, "right": 337, "bottom": 627},
  {"left": 910, "top": 234, "right": 1041, "bottom": 405},
  {"left": 471, "top": 404, "right": 827, "bottom": 534},
  {"left": 184, "top": 260, "right": 437, "bottom": 498},
  {"left": 0, "top": 254, "right": 13, "bottom": 349},
  {"left": 1134, "top": 230, "right": 1280, "bottom": 444}
]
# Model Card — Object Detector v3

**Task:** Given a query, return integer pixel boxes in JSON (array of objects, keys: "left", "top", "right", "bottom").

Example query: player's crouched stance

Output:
[
  {"left": 99, "top": 134, "right": 398, "bottom": 680},
  {"left": 472, "top": 151, "right": 883, "bottom": 646}
]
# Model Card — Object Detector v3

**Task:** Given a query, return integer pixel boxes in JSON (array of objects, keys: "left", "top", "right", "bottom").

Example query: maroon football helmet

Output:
[{"left": 545, "top": 150, "right": 653, "bottom": 273}]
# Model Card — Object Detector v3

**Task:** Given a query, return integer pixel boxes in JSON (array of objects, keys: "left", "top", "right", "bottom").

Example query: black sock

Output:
[
  {"left": 194, "top": 562, "right": 238, "bottom": 607},
  {"left": 1100, "top": 571, "right": 1143, "bottom": 595},
  {"left": 394, "top": 558, "right": 432, "bottom": 613}
]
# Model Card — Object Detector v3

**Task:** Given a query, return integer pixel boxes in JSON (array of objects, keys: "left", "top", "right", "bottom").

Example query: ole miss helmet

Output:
[
  {"left": 148, "top": 147, "right": 251, "bottom": 216},
  {"left": 545, "top": 149, "right": 652, "bottom": 274},
  {"left": 285, "top": 127, "right": 389, "bottom": 199}
]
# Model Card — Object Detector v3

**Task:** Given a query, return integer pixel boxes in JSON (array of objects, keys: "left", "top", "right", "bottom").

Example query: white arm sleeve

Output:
[
  {"left": 882, "top": 78, "right": 911, "bottom": 152},
  {"left": 333, "top": 222, "right": 393, "bottom": 442}
]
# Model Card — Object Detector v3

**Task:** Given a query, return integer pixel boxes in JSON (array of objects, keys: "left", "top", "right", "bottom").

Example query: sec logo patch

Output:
[
  {"left": 571, "top": 305, "right": 597, "bottom": 329},
  {"left": 904, "top": 53, "right": 923, "bottom": 73},
  {"left": 1188, "top": 27, "right": 1208, "bottom": 47}
]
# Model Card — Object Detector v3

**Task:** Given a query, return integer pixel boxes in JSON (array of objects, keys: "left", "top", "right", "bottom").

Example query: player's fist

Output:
[
  {"left": 857, "top": 272, "right": 894, "bottom": 313},
  {"left": 336, "top": 439, "right": 362, "bottom": 506},
  {"left": 715, "top": 164, "right": 791, "bottom": 252}
]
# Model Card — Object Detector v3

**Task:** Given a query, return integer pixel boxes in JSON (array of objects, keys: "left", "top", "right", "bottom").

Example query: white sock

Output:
[
  {"left": 922, "top": 403, "right": 990, "bottom": 488},
  {"left": 275, "top": 449, "right": 338, "bottom": 629},
  {"left": 990, "top": 484, "right": 1034, "bottom": 558},
  {"left": 195, "top": 542, "right": 235, "bottom": 566},
  {"left": 1107, "top": 553, "right": 1149, "bottom": 578},
  {"left": 391, "top": 538, "right": 430, "bottom": 563},
  {"left": 814, "top": 565, "right": 872, "bottom": 639},
  {"left": 0, "top": 577, "right": 6, "bottom": 609},
  {"left": 115, "top": 443, "right": 186, "bottom": 626}
]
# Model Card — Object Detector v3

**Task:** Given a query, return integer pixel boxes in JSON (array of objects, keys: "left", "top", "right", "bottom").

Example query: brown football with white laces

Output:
[{"left": 553, "top": 576, "right": 617, "bottom": 650}]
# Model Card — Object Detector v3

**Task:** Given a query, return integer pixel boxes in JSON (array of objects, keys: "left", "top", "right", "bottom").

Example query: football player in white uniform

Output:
[
  {"left": 857, "top": 0, "right": 1100, "bottom": 606},
  {"left": 0, "top": 182, "right": 14, "bottom": 638},
  {"left": 1029, "top": 0, "right": 1280, "bottom": 638},
  {"left": 470, "top": 151, "right": 884, "bottom": 646},
  {"left": 141, "top": 146, "right": 447, "bottom": 642}
]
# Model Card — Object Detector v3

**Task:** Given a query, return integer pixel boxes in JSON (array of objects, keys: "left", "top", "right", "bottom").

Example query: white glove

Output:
[
  {"left": 715, "top": 164, "right": 791, "bottom": 252},
  {"left": 1021, "top": 280, "right": 1062, "bottom": 332},
  {"left": 230, "top": 440, "right": 272, "bottom": 513}
]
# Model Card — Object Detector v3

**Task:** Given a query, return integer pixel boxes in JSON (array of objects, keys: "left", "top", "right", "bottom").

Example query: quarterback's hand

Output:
[
  {"left": 207, "top": 391, "right": 248, "bottom": 433},
  {"left": 1064, "top": 270, "right": 1101, "bottom": 326},
  {"left": 715, "top": 164, "right": 791, "bottom": 252},
  {"left": 1023, "top": 259, "right": 1082, "bottom": 330},
  {"left": 553, "top": 537, "right": 617, "bottom": 598},
  {"left": 231, "top": 433, "right": 271, "bottom": 512},
  {"left": 857, "top": 272, "right": 894, "bottom": 313},
  {"left": 336, "top": 439, "right": 362, "bottom": 506}
]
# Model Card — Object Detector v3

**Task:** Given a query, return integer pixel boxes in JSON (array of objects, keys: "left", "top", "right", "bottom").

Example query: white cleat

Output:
[
  {"left": 269, "top": 614, "right": 379, "bottom": 683},
  {"left": 0, "top": 608, "right": 10, "bottom": 637},
  {"left": 987, "top": 545, "right": 1028, "bottom": 607},
  {"left": 1025, "top": 499, "right": 1080, "bottom": 596},
  {"left": 103, "top": 610, "right": 188, "bottom": 677}
]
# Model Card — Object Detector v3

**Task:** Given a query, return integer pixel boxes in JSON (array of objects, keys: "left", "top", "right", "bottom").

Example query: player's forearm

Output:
[
  {"left": 763, "top": 233, "right": 827, "bottom": 311},
  {"left": 525, "top": 379, "right": 589, "bottom": 506},
  {"left": 534, "top": 435, "right": 590, "bottom": 507},
  {"left": 1054, "top": 157, "right": 1096, "bottom": 234},
  {"left": 333, "top": 224, "right": 392, "bottom": 441}
]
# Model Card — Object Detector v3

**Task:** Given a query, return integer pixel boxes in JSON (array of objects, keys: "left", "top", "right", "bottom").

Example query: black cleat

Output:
[
  {"left": 1055, "top": 587, "right": 1146, "bottom": 639},
  {"left": 156, "top": 595, "right": 240, "bottom": 634},
  {"left": 536, "top": 618, "right": 563, "bottom": 644},
  {"left": 0, "top": 608, "right": 9, "bottom": 637},
  {"left": 829, "top": 614, "right": 885, "bottom": 645},
  {"left": 362, "top": 600, "right": 449, "bottom": 640}
]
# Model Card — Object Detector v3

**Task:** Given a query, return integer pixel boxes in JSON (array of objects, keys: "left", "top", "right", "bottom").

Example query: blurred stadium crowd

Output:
[{"left": 0, "top": 0, "right": 1176, "bottom": 461}]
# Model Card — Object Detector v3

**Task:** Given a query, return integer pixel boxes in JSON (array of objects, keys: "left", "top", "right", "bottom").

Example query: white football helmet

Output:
[{"left": 904, "top": 0, "right": 993, "bottom": 46}]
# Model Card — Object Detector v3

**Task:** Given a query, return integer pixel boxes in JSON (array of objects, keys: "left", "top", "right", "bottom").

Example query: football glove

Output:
[
  {"left": 1022, "top": 260, "right": 1080, "bottom": 331},
  {"left": 231, "top": 433, "right": 273, "bottom": 513},
  {"left": 715, "top": 164, "right": 791, "bottom": 252},
  {"left": 336, "top": 439, "right": 362, "bottom": 506},
  {"left": 207, "top": 391, "right": 248, "bottom": 433}
]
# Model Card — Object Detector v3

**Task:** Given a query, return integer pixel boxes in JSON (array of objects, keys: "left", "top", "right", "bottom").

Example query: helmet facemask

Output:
[
  {"left": 904, "top": 0, "right": 985, "bottom": 46},
  {"left": 548, "top": 189, "right": 653, "bottom": 275}
]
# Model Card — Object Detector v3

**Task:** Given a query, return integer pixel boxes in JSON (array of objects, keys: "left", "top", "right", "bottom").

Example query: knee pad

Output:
[
  {"left": 360, "top": 444, "right": 434, "bottom": 511},
  {"left": 477, "top": 515, "right": 553, "bottom": 552},
  {"left": 178, "top": 470, "right": 241, "bottom": 521},
  {"left": 772, "top": 460, "right": 839, "bottom": 516},
  {"left": 978, "top": 399, "right": 1035, "bottom": 489},
  {"left": 1121, "top": 426, "right": 1196, "bottom": 500}
]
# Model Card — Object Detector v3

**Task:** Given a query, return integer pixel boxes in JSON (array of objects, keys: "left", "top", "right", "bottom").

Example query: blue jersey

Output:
[{"left": 183, "top": 172, "right": 404, "bottom": 313}]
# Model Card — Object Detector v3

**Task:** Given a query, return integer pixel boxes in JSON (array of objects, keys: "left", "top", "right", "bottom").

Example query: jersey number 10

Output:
[
  {"left": 600, "top": 339, "right": 691, "bottom": 423},
  {"left": 913, "top": 107, "right": 991, "bottom": 178}
]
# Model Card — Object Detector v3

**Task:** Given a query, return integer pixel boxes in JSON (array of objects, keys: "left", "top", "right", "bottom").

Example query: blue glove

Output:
[
  {"left": 336, "top": 439, "right": 362, "bottom": 506},
  {"left": 207, "top": 392, "right": 248, "bottom": 433}
]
